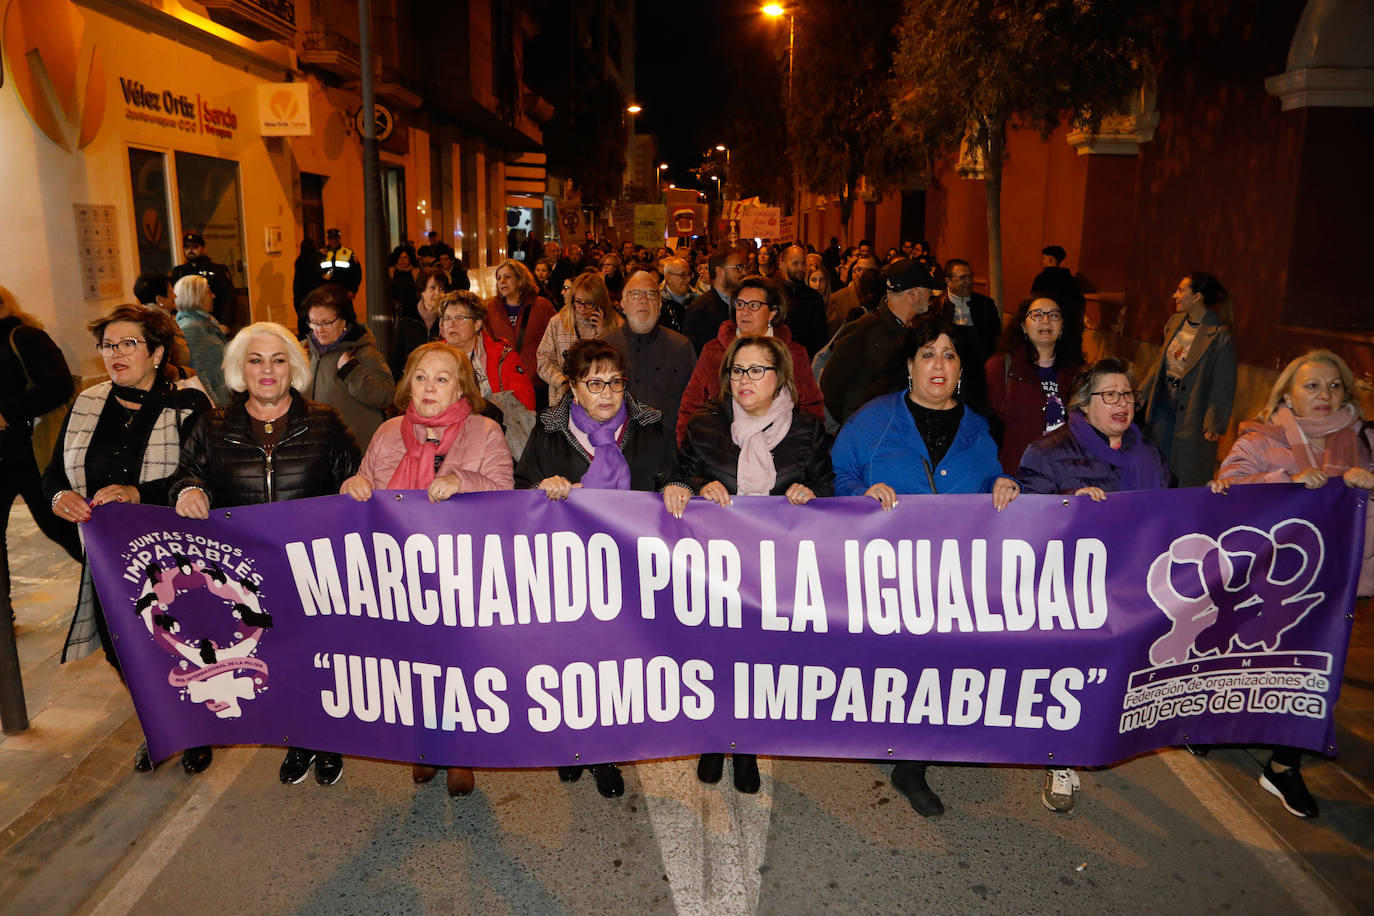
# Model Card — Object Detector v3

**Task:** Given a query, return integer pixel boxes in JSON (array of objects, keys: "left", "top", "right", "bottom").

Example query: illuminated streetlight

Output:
[
  {"left": 762, "top": 4, "right": 785, "bottom": 16},
  {"left": 658, "top": 163, "right": 669, "bottom": 170},
  {"left": 626, "top": 104, "right": 642, "bottom": 114},
  {"left": 715, "top": 144, "right": 727, "bottom": 151}
]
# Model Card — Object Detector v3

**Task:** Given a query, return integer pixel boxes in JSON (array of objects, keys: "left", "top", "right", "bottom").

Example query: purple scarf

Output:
[
  {"left": 1068, "top": 412, "right": 1160, "bottom": 491},
  {"left": 570, "top": 401, "right": 631, "bottom": 490}
]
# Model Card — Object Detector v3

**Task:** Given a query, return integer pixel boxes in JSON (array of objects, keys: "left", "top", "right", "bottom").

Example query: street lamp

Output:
[
  {"left": 762, "top": 5, "right": 797, "bottom": 217},
  {"left": 623, "top": 105, "right": 643, "bottom": 201},
  {"left": 626, "top": 104, "right": 642, "bottom": 114}
]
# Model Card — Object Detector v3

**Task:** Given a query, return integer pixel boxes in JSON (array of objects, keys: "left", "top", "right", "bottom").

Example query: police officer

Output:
[
  {"left": 172, "top": 232, "right": 239, "bottom": 329},
  {"left": 319, "top": 228, "right": 361, "bottom": 295}
]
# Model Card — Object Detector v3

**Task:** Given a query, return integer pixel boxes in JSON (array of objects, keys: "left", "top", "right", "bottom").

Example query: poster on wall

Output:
[
  {"left": 258, "top": 84, "right": 311, "bottom": 137},
  {"left": 74, "top": 204, "right": 122, "bottom": 301}
]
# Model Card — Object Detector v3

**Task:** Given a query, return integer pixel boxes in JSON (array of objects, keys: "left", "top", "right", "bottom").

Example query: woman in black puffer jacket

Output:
[
  {"left": 171, "top": 321, "right": 359, "bottom": 787},
  {"left": 672, "top": 335, "right": 833, "bottom": 794}
]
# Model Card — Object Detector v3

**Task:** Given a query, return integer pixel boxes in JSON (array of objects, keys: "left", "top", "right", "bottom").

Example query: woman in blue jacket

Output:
[{"left": 831, "top": 317, "right": 1021, "bottom": 818}]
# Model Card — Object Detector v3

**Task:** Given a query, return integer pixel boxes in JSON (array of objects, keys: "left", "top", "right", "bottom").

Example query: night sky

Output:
[{"left": 635, "top": 0, "right": 787, "bottom": 191}]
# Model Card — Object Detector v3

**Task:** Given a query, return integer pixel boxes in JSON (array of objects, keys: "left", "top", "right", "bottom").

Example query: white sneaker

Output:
[{"left": 1042, "top": 766, "right": 1080, "bottom": 813}]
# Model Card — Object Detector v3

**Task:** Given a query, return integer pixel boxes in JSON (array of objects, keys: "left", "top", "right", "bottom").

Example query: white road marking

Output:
[
  {"left": 1160, "top": 751, "right": 1336, "bottom": 914},
  {"left": 639, "top": 756, "right": 773, "bottom": 915},
  {"left": 88, "top": 748, "right": 254, "bottom": 916}
]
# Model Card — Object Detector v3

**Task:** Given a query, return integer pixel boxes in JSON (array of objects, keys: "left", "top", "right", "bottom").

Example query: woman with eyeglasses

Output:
[
  {"left": 599, "top": 253, "right": 626, "bottom": 303},
  {"left": 536, "top": 273, "right": 623, "bottom": 402},
  {"left": 438, "top": 291, "right": 535, "bottom": 411},
  {"left": 44, "top": 304, "right": 212, "bottom": 774},
  {"left": 302, "top": 284, "right": 394, "bottom": 451},
  {"left": 1137, "top": 272, "right": 1238, "bottom": 487},
  {"left": 515, "top": 339, "right": 689, "bottom": 799},
  {"left": 1018, "top": 358, "right": 1169, "bottom": 814},
  {"left": 830, "top": 316, "right": 1019, "bottom": 819},
  {"left": 391, "top": 266, "right": 448, "bottom": 378},
  {"left": 675, "top": 276, "right": 825, "bottom": 445},
  {"left": 1202, "top": 349, "right": 1374, "bottom": 820},
  {"left": 985, "top": 295, "right": 1085, "bottom": 475},
  {"left": 672, "top": 335, "right": 833, "bottom": 793}
]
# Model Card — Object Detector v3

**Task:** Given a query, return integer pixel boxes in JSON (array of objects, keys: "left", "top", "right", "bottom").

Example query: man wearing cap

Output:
[
  {"left": 821, "top": 258, "right": 942, "bottom": 426},
  {"left": 171, "top": 232, "right": 239, "bottom": 330},
  {"left": 319, "top": 229, "right": 361, "bottom": 295}
]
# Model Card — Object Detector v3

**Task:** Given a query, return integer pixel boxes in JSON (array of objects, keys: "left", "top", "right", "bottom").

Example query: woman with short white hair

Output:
[
  {"left": 171, "top": 321, "right": 360, "bottom": 788},
  {"left": 172, "top": 274, "right": 228, "bottom": 404}
]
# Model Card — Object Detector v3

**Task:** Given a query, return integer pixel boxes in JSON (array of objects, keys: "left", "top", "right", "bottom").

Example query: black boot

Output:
[
  {"left": 891, "top": 760, "right": 944, "bottom": 817},
  {"left": 732, "top": 754, "right": 760, "bottom": 794},
  {"left": 697, "top": 753, "right": 725, "bottom": 784}
]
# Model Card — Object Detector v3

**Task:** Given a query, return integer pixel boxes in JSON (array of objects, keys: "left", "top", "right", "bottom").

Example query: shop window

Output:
[
  {"left": 301, "top": 172, "right": 325, "bottom": 249},
  {"left": 128, "top": 148, "right": 174, "bottom": 277},
  {"left": 175, "top": 151, "right": 248, "bottom": 303}
]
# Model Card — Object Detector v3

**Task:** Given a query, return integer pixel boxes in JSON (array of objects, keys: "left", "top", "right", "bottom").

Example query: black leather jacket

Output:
[
  {"left": 679, "top": 399, "right": 834, "bottom": 496},
  {"left": 169, "top": 391, "right": 360, "bottom": 507}
]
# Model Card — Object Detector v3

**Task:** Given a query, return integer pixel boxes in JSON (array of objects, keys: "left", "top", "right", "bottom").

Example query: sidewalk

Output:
[{"left": 2, "top": 500, "right": 1372, "bottom": 911}]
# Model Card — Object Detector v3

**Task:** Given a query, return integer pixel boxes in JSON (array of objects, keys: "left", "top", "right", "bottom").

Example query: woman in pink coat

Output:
[
  {"left": 341, "top": 341, "right": 513, "bottom": 797},
  {"left": 1209, "top": 348, "right": 1374, "bottom": 820}
]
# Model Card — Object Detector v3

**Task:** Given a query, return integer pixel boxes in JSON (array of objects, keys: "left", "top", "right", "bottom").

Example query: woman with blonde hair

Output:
[
  {"left": 536, "top": 272, "right": 622, "bottom": 401},
  {"left": 172, "top": 321, "right": 360, "bottom": 788},
  {"left": 1207, "top": 348, "right": 1373, "bottom": 819},
  {"left": 172, "top": 274, "right": 229, "bottom": 404},
  {"left": 484, "top": 258, "right": 556, "bottom": 409}
]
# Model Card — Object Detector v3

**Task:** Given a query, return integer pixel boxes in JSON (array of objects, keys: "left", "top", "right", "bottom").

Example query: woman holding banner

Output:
[
  {"left": 830, "top": 317, "right": 1020, "bottom": 818},
  {"left": 171, "top": 321, "right": 360, "bottom": 789},
  {"left": 341, "top": 341, "right": 513, "bottom": 797},
  {"left": 673, "top": 335, "right": 834, "bottom": 794},
  {"left": 516, "top": 339, "right": 690, "bottom": 798},
  {"left": 1206, "top": 349, "right": 1374, "bottom": 818},
  {"left": 1017, "top": 357, "right": 1171, "bottom": 813},
  {"left": 44, "top": 304, "right": 211, "bottom": 774}
]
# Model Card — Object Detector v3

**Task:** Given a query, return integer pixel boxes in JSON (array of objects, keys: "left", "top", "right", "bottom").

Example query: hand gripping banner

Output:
[{"left": 83, "top": 485, "right": 1365, "bottom": 768}]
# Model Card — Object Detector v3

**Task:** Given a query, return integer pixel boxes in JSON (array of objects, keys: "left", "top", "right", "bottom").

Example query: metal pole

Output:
[
  {"left": 0, "top": 526, "right": 29, "bottom": 734},
  {"left": 358, "top": 0, "right": 391, "bottom": 358},
  {"left": 787, "top": 12, "right": 797, "bottom": 223}
]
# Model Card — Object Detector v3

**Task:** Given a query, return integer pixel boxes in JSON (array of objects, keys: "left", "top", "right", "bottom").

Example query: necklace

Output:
[{"left": 123, "top": 405, "right": 138, "bottom": 428}]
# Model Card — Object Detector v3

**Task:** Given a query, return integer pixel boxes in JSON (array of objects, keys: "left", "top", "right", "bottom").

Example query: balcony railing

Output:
[
  {"left": 300, "top": 30, "right": 363, "bottom": 80},
  {"left": 199, "top": 0, "right": 295, "bottom": 43}
]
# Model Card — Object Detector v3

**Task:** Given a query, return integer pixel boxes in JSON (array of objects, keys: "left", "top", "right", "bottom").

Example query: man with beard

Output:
[
  {"left": 683, "top": 246, "right": 746, "bottom": 353},
  {"left": 779, "top": 245, "right": 828, "bottom": 357}
]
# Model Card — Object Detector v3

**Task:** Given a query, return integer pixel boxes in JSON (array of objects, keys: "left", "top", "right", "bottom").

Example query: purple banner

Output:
[{"left": 84, "top": 485, "right": 1364, "bottom": 768}]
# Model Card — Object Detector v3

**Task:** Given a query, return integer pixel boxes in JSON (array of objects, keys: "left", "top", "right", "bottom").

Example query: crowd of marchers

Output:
[{"left": 1, "top": 227, "right": 1370, "bottom": 822}]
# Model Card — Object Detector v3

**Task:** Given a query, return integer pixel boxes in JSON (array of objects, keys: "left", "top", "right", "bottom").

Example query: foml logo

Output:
[
  {"left": 268, "top": 88, "right": 298, "bottom": 121},
  {"left": 3, "top": 0, "right": 105, "bottom": 151}
]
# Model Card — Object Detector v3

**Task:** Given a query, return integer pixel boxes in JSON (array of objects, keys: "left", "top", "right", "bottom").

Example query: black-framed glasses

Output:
[
  {"left": 579, "top": 377, "right": 628, "bottom": 393},
  {"left": 728, "top": 364, "right": 777, "bottom": 381},
  {"left": 1027, "top": 309, "right": 1063, "bottom": 322},
  {"left": 573, "top": 297, "right": 598, "bottom": 309},
  {"left": 95, "top": 338, "right": 146, "bottom": 356},
  {"left": 734, "top": 298, "right": 770, "bottom": 311},
  {"left": 1090, "top": 389, "right": 1140, "bottom": 405},
  {"left": 307, "top": 318, "right": 341, "bottom": 330}
]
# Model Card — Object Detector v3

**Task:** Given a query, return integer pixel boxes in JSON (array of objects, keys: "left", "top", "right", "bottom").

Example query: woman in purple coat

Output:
[
  {"left": 1017, "top": 357, "right": 1170, "bottom": 814},
  {"left": 1018, "top": 357, "right": 1172, "bottom": 500}
]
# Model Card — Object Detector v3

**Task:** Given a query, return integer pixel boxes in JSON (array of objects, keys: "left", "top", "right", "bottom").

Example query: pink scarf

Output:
[
  {"left": 731, "top": 388, "right": 795, "bottom": 495},
  {"left": 1275, "top": 403, "right": 1362, "bottom": 472},
  {"left": 388, "top": 400, "right": 472, "bottom": 489}
]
